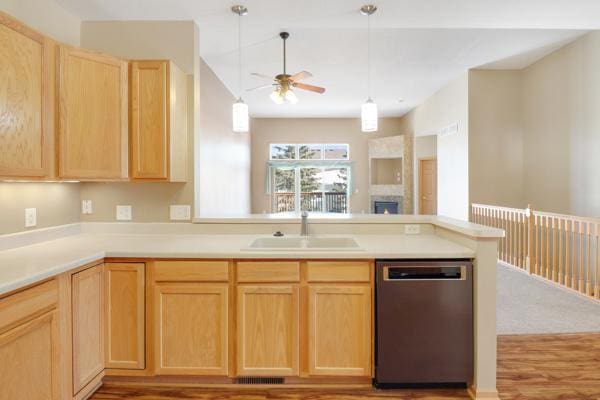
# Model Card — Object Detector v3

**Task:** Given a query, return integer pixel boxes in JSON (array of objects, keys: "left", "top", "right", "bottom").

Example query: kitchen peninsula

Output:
[{"left": 0, "top": 215, "right": 502, "bottom": 400}]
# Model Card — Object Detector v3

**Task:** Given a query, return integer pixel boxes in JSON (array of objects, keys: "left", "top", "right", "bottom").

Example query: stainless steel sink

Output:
[{"left": 246, "top": 236, "right": 362, "bottom": 251}]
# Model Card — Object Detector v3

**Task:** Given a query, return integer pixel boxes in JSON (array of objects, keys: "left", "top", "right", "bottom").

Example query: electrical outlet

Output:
[
  {"left": 169, "top": 205, "right": 191, "bottom": 221},
  {"left": 116, "top": 205, "right": 132, "bottom": 221},
  {"left": 404, "top": 224, "right": 421, "bottom": 235},
  {"left": 82, "top": 200, "right": 93, "bottom": 215},
  {"left": 25, "top": 208, "right": 37, "bottom": 228}
]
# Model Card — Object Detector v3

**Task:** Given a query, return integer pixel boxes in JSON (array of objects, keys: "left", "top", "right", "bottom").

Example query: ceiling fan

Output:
[{"left": 249, "top": 32, "right": 326, "bottom": 104}]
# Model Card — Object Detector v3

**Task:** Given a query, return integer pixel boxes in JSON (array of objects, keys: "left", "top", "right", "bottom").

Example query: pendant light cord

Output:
[
  {"left": 237, "top": 12, "right": 242, "bottom": 99},
  {"left": 367, "top": 12, "right": 371, "bottom": 99}
]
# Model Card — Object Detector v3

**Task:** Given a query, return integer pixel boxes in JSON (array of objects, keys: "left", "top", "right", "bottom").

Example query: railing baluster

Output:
[{"left": 559, "top": 218, "right": 564, "bottom": 285}]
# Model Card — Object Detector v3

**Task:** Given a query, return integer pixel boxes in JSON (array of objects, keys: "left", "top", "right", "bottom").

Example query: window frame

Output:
[{"left": 269, "top": 143, "right": 350, "bottom": 161}]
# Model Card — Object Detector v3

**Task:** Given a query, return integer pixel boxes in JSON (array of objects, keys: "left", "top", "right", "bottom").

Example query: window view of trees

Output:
[{"left": 270, "top": 143, "right": 350, "bottom": 213}]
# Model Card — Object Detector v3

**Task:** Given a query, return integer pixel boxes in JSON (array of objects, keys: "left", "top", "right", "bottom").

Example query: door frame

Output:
[{"left": 418, "top": 157, "right": 437, "bottom": 215}]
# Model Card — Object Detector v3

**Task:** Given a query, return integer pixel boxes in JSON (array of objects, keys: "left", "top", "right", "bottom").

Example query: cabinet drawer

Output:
[
  {"left": 154, "top": 261, "right": 229, "bottom": 282},
  {"left": 0, "top": 280, "right": 58, "bottom": 333},
  {"left": 237, "top": 261, "right": 300, "bottom": 283},
  {"left": 307, "top": 261, "right": 371, "bottom": 282}
]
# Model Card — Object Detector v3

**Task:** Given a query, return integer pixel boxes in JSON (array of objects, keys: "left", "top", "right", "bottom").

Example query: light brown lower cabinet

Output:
[
  {"left": 236, "top": 285, "right": 300, "bottom": 376},
  {"left": 0, "top": 282, "right": 60, "bottom": 400},
  {"left": 105, "top": 263, "right": 145, "bottom": 370},
  {"left": 72, "top": 264, "right": 105, "bottom": 395},
  {"left": 308, "top": 285, "right": 372, "bottom": 376},
  {"left": 154, "top": 283, "right": 229, "bottom": 375}
]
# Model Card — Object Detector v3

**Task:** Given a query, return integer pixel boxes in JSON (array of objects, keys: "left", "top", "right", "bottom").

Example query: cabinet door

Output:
[
  {"left": 308, "top": 285, "right": 371, "bottom": 376},
  {"left": 72, "top": 264, "right": 104, "bottom": 394},
  {"left": 237, "top": 285, "right": 299, "bottom": 376},
  {"left": 105, "top": 263, "right": 145, "bottom": 369},
  {"left": 0, "top": 311, "right": 59, "bottom": 400},
  {"left": 58, "top": 45, "right": 128, "bottom": 179},
  {"left": 0, "top": 12, "right": 52, "bottom": 178},
  {"left": 154, "top": 283, "right": 228, "bottom": 375},
  {"left": 130, "top": 61, "right": 168, "bottom": 180}
]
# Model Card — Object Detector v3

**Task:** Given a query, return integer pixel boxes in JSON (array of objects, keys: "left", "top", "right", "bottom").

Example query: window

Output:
[
  {"left": 269, "top": 144, "right": 349, "bottom": 161},
  {"left": 269, "top": 143, "right": 350, "bottom": 214}
]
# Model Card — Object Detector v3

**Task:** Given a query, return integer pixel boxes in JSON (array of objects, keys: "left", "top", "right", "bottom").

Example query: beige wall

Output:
[
  {"left": 0, "top": 183, "right": 80, "bottom": 235},
  {"left": 197, "top": 58, "right": 251, "bottom": 215},
  {"left": 0, "top": 1, "right": 82, "bottom": 235},
  {"left": 522, "top": 31, "right": 600, "bottom": 217},
  {"left": 2, "top": 0, "right": 80, "bottom": 46},
  {"left": 400, "top": 73, "right": 470, "bottom": 220},
  {"left": 468, "top": 70, "right": 525, "bottom": 209},
  {"left": 250, "top": 118, "right": 406, "bottom": 214},
  {"left": 80, "top": 21, "right": 197, "bottom": 74}
]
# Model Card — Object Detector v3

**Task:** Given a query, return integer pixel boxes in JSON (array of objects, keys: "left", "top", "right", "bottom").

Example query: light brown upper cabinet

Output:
[
  {"left": 129, "top": 60, "right": 187, "bottom": 181},
  {"left": 57, "top": 46, "right": 128, "bottom": 180},
  {"left": 0, "top": 12, "right": 54, "bottom": 179}
]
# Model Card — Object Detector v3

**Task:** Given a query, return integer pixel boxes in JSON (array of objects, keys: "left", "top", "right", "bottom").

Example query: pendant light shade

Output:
[
  {"left": 361, "top": 5, "right": 378, "bottom": 133},
  {"left": 361, "top": 98, "right": 378, "bottom": 132},
  {"left": 232, "top": 98, "right": 249, "bottom": 132},
  {"left": 232, "top": 5, "right": 249, "bottom": 133}
]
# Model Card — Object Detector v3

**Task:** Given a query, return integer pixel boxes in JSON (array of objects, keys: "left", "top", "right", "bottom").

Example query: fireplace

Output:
[{"left": 374, "top": 201, "right": 399, "bottom": 214}]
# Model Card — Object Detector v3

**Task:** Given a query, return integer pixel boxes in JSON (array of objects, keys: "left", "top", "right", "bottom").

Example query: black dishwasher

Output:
[{"left": 374, "top": 260, "right": 473, "bottom": 388}]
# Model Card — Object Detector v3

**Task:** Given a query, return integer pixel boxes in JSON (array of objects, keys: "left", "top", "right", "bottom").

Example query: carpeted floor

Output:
[{"left": 497, "top": 263, "right": 600, "bottom": 334}]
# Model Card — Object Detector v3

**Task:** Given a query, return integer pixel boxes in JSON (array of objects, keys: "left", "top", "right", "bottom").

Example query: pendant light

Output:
[
  {"left": 232, "top": 5, "right": 249, "bottom": 133},
  {"left": 361, "top": 5, "right": 378, "bottom": 132}
]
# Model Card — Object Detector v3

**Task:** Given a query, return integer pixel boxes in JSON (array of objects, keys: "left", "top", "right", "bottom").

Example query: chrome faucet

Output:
[{"left": 301, "top": 211, "right": 309, "bottom": 236}]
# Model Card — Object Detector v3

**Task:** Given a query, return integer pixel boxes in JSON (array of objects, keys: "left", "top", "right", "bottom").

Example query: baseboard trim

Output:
[{"left": 468, "top": 386, "right": 500, "bottom": 400}]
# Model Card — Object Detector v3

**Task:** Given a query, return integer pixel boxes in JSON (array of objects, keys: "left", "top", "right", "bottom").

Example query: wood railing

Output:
[
  {"left": 274, "top": 192, "right": 348, "bottom": 213},
  {"left": 472, "top": 203, "right": 600, "bottom": 300}
]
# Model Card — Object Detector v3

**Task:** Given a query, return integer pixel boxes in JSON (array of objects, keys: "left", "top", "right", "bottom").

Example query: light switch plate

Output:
[
  {"left": 82, "top": 200, "right": 93, "bottom": 215},
  {"left": 169, "top": 205, "right": 191, "bottom": 221},
  {"left": 116, "top": 205, "right": 132, "bottom": 221},
  {"left": 404, "top": 224, "right": 420, "bottom": 235},
  {"left": 25, "top": 208, "right": 37, "bottom": 228}
]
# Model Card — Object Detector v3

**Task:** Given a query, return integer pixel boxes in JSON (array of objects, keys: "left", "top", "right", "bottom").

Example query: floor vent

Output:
[{"left": 236, "top": 376, "right": 285, "bottom": 385}]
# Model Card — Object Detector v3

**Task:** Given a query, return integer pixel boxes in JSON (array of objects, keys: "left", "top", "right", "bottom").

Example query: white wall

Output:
[
  {"left": 401, "top": 73, "right": 470, "bottom": 220},
  {"left": 197, "top": 58, "right": 251, "bottom": 215}
]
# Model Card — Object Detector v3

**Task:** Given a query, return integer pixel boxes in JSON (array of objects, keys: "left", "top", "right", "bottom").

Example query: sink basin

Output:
[{"left": 246, "top": 237, "right": 362, "bottom": 251}]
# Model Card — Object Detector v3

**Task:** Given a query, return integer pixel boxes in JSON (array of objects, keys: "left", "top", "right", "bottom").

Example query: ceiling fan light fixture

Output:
[
  {"left": 270, "top": 89, "right": 284, "bottom": 104},
  {"left": 361, "top": 98, "right": 378, "bottom": 132},
  {"left": 285, "top": 89, "right": 298, "bottom": 104}
]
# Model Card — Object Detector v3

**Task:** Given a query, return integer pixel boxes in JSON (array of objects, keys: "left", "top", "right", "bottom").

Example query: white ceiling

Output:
[{"left": 55, "top": 0, "right": 599, "bottom": 117}]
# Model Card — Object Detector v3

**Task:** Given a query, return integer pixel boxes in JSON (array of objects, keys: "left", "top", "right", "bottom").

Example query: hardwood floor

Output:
[
  {"left": 497, "top": 333, "right": 600, "bottom": 400},
  {"left": 91, "top": 334, "right": 600, "bottom": 400}
]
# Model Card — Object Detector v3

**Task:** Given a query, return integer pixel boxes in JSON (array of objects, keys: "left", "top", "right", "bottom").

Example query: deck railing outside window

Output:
[
  {"left": 471, "top": 203, "right": 600, "bottom": 301},
  {"left": 275, "top": 192, "right": 347, "bottom": 213}
]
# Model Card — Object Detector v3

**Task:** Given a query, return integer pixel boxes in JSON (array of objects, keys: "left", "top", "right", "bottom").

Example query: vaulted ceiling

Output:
[{"left": 55, "top": 0, "right": 599, "bottom": 117}]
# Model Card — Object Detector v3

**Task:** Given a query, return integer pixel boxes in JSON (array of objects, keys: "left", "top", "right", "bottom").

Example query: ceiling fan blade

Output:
[
  {"left": 293, "top": 82, "right": 326, "bottom": 94},
  {"left": 289, "top": 70, "right": 313, "bottom": 82},
  {"left": 250, "top": 72, "right": 275, "bottom": 81},
  {"left": 246, "top": 84, "right": 275, "bottom": 92}
]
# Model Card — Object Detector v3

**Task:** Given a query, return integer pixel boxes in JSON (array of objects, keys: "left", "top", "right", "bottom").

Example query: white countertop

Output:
[
  {"left": 0, "top": 232, "right": 475, "bottom": 296},
  {"left": 193, "top": 214, "right": 504, "bottom": 238}
]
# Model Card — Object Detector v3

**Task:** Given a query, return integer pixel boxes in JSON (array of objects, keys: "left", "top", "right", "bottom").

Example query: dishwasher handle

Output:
[{"left": 383, "top": 265, "right": 466, "bottom": 281}]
